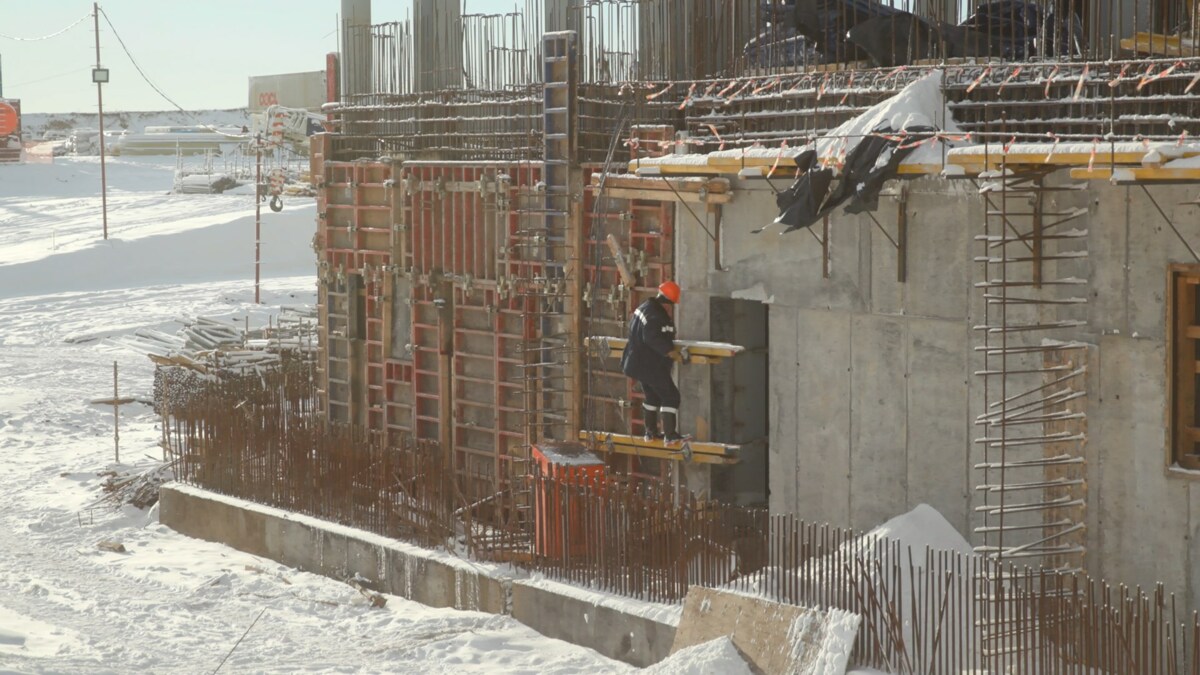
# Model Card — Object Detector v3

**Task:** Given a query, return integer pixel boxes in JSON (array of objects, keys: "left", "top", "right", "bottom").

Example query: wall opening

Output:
[
  {"left": 1169, "top": 264, "right": 1200, "bottom": 471},
  {"left": 710, "top": 297, "right": 769, "bottom": 506}
]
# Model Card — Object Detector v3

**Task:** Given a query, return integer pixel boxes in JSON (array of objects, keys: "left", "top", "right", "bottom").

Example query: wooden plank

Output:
[
  {"left": 1120, "top": 31, "right": 1196, "bottom": 56},
  {"left": 584, "top": 336, "right": 744, "bottom": 363},
  {"left": 591, "top": 173, "right": 731, "bottom": 193},
  {"left": 605, "top": 234, "right": 635, "bottom": 286},
  {"left": 672, "top": 588, "right": 859, "bottom": 675},
  {"left": 600, "top": 185, "right": 733, "bottom": 205},
  {"left": 580, "top": 430, "right": 740, "bottom": 462}
]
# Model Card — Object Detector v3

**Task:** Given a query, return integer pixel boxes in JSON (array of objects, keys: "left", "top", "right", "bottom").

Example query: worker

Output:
[{"left": 621, "top": 281, "right": 684, "bottom": 443}]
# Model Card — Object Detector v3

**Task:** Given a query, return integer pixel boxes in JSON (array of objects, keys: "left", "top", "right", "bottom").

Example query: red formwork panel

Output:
[
  {"left": 581, "top": 168, "right": 675, "bottom": 482},
  {"left": 401, "top": 162, "right": 542, "bottom": 282},
  {"left": 532, "top": 443, "right": 607, "bottom": 560},
  {"left": 451, "top": 287, "right": 530, "bottom": 483},
  {"left": 410, "top": 287, "right": 444, "bottom": 443}
]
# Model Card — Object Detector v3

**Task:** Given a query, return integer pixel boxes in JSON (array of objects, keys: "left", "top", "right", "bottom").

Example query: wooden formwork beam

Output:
[
  {"left": 584, "top": 336, "right": 744, "bottom": 365},
  {"left": 580, "top": 430, "right": 739, "bottom": 464}
]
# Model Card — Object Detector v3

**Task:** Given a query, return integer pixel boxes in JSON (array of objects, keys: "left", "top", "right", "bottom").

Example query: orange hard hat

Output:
[{"left": 658, "top": 280, "right": 681, "bottom": 304}]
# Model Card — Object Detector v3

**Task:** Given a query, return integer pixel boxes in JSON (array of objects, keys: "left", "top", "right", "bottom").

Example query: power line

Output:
[
  {"left": 98, "top": 7, "right": 246, "bottom": 139},
  {"left": 0, "top": 13, "right": 91, "bottom": 41},
  {"left": 9, "top": 66, "right": 91, "bottom": 89}
]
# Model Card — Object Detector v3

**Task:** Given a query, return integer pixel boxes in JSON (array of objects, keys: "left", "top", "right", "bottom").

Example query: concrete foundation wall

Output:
[
  {"left": 159, "top": 484, "right": 676, "bottom": 666},
  {"left": 675, "top": 176, "right": 1200, "bottom": 610}
]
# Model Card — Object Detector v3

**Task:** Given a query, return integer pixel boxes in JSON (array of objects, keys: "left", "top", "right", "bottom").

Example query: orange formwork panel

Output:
[{"left": 532, "top": 442, "right": 607, "bottom": 560}]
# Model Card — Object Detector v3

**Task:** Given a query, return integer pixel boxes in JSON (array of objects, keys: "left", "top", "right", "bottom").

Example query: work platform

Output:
[{"left": 579, "top": 430, "right": 740, "bottom": 465}]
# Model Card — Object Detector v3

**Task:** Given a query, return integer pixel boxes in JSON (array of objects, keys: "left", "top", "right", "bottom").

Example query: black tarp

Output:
[
  {"left": 827, "top": 0, "right": 1086, "bottom": 67},
  {"left": 846, "top": 12, "right": 941, "bottom": 68},
  {"left": 773, "top": 125, "right": 936, "bottom": 233},
  {"left": 957, "top": 1, "right": 1085, "bottom": 60},
  {"left": 793, "top": 0, "right": 902, "bottom": 63}
]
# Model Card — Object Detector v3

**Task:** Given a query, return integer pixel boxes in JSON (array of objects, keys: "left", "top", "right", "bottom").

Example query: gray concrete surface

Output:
[
  {"left": 510, "top": 582, "right": 676, "bottom": 668},
  {"left": 673, "top": 174, "right": 1200, "bottom": 610},
  {"left": 160, "top": 484, "right": 675, "bottom": 666}
]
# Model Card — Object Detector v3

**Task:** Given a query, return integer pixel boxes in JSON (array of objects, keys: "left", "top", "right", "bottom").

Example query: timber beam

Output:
[
  {"left": 583, "top": 336, "right": 745, "bottom": 365},
  {"left": 579, "top": 430, "right": 740, "bottom": 465}
]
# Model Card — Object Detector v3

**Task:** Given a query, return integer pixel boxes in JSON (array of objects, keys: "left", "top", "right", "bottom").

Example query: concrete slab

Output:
[
  {"left": 905, "top": 184, "right": 974, "bottom": 321},
  {"left": 671, "top": 587, "right": 858, "bottom": 675},
  {"left": 1094, "top": 336, "right": 1188, "bottom": 594},
  {"left": 849, "top": 314, "right": 909, "bottom": 531},
  {"left": 769, "top": 305, "right": 800, "bottom": 515},
  {"left": 906, "top": 318, "right": 971, "bottom": 535},
  {"left": 793, "top": 309, "right": 852, "bottom": 527},
  {"left": 510, "top": 581, "right": 676, "bottom": 668}
]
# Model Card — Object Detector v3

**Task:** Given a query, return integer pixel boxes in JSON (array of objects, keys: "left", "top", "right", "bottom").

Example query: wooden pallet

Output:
[{"left": 579, "top": 430, "right": 740, "bottom": 465}]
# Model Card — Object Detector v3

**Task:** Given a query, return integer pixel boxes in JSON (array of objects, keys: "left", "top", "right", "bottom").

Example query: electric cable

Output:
[
  {"left": 0, "top": 13, "right": 90, "bottom": 41},
  {"left": 98, "top": 7, "right": 247, "bottom": 139}
]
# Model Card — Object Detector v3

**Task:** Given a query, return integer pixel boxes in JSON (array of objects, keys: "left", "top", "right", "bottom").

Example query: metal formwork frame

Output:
[{"left": 581, "top": 166, "right": 676, "bottom": 483}]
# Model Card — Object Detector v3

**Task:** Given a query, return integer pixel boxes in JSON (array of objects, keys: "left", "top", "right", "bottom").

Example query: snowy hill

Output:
[{"left": 21, "top": 108, "right": 251, "bottom": 140}]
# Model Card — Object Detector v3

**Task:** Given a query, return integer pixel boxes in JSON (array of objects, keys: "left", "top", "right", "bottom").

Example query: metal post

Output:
[
  {"left": 254, "top": 136, "right": 262, "bottom": 304},
  {"left": 93, "top": 3, "right": 109, "bottom": 240},
  {"left": 112, "top": 361, "right": 119, "bottom": 463}
]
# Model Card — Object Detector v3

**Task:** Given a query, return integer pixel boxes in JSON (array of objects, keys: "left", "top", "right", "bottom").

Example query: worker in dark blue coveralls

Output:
[{"left": 621, "top": 281, "right": 683, "bottom": 443}]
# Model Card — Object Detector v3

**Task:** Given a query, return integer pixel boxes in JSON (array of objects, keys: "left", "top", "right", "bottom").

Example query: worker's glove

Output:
[{"left": 678, "top": 346, "right": 691, "bottom": 362}]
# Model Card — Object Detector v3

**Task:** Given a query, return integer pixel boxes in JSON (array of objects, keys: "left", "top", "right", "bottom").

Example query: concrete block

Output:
[
  {"left": 793, "top": 309, "right": 852, "bottom": 527},
  {"left": 510, "top": 581, "right": 675, "bottom": 668},
  {"left": 345, "top": 537, "right": 382, "bottom": 582},
  {"left": 905, "top": 318, "right": 970, "bottom": 535},
  {"left": 316, "top": 529, "right": 349, "bottom": 579},
  {"left": 849, "top": 314, "right": 908, "bottom": 530},
  {"left": 1093, "top": 336, "right": 1188, "bottom": 594},
  {"left": 672, "top": 587, "right": 857, "bottom": 674},
  {"left": 381, "top": 547, "right": 414, "bottom": 599},
  {"left": 266, "top": 517, "right": 318, "bottom": 574},
  {"left": 411, "top": 557, "right": 458, "bottom": 609}
]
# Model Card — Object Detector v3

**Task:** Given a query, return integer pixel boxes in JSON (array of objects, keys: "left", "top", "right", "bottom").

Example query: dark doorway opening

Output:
[{"left": 710, "top": 297, "right": 769, "bottom": 506}]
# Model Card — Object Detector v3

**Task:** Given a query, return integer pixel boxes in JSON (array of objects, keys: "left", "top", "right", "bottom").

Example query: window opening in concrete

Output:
[
  {"left": 1169, "top": 264, "right": 1200, "bottom": 471},
  {"left": 710, "top": 297, "right": 769, "bottom": 506}
]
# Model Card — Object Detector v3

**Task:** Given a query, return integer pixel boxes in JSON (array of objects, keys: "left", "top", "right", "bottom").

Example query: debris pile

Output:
[
  {"left": 105, "top": 305, "right": 319, "bottom": 414},
  {"left": 92, "top": 461, "right": 176, "bottom": 510}
]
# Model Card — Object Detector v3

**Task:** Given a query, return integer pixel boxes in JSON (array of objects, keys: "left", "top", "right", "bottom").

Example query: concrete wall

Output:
[
  {"left": 160, "top": 484, "right": 676, "bottom": 666},
  {"left": 674, "top": 175, "right": 1200, "bottom": 610}
]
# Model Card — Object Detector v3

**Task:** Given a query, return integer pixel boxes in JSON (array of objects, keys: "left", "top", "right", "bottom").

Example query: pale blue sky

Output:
[{"left": 0, "top": 1, "right": 519, "bottom": 113}]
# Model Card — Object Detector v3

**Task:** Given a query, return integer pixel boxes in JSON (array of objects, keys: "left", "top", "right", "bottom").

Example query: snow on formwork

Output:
[
  {"left": 810, "top": 70, "right": 966, "bottom": 168},
  {"left": 947, "top": 140, "right": 1200, "bottom": 165}
]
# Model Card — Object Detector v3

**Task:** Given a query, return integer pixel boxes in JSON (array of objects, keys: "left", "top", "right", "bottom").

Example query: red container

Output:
[{"left": 532, "top": 442, "right": 607, "bottom": 560}]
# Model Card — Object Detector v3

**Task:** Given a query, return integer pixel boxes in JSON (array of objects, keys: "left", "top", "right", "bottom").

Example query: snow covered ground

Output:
[
  {"left": 21, "top": 109, "right": 251, "bottom": 142},
  {"left": 0, "top": 154, "right": 655, "bottom": 674},
  {"left": 0, "top": 153, "right": 904, "bottom": 674}
]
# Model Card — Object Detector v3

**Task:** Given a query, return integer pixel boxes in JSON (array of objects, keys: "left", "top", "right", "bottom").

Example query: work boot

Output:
[
  {"left": 642, "top": 409, "right": 660, "bottom": 441},
  {"left": 661, "top": 410, "right": 682, "bottom": 443}
]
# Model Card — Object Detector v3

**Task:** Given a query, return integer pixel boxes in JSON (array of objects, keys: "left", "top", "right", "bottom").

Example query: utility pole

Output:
[
  {"left": 93, "top": 3, "right": 110, "bottom": 240},
  {"left": 254, "top": 135, "right": 262, "bottom": 304}
]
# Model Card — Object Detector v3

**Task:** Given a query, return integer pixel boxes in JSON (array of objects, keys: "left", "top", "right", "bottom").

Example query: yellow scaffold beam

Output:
[
  {"left": 1120, "top": 31, "right": 1196, "bottom": 57},
  {"left": 584, "top": 336, "right": 745, "bottom": 365},
  {"left": 1070, "top": 166, "right": 1200, "bottom": 184},
  {"left": 579, "top": 430, "right": 740, "bottom": 465}
]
